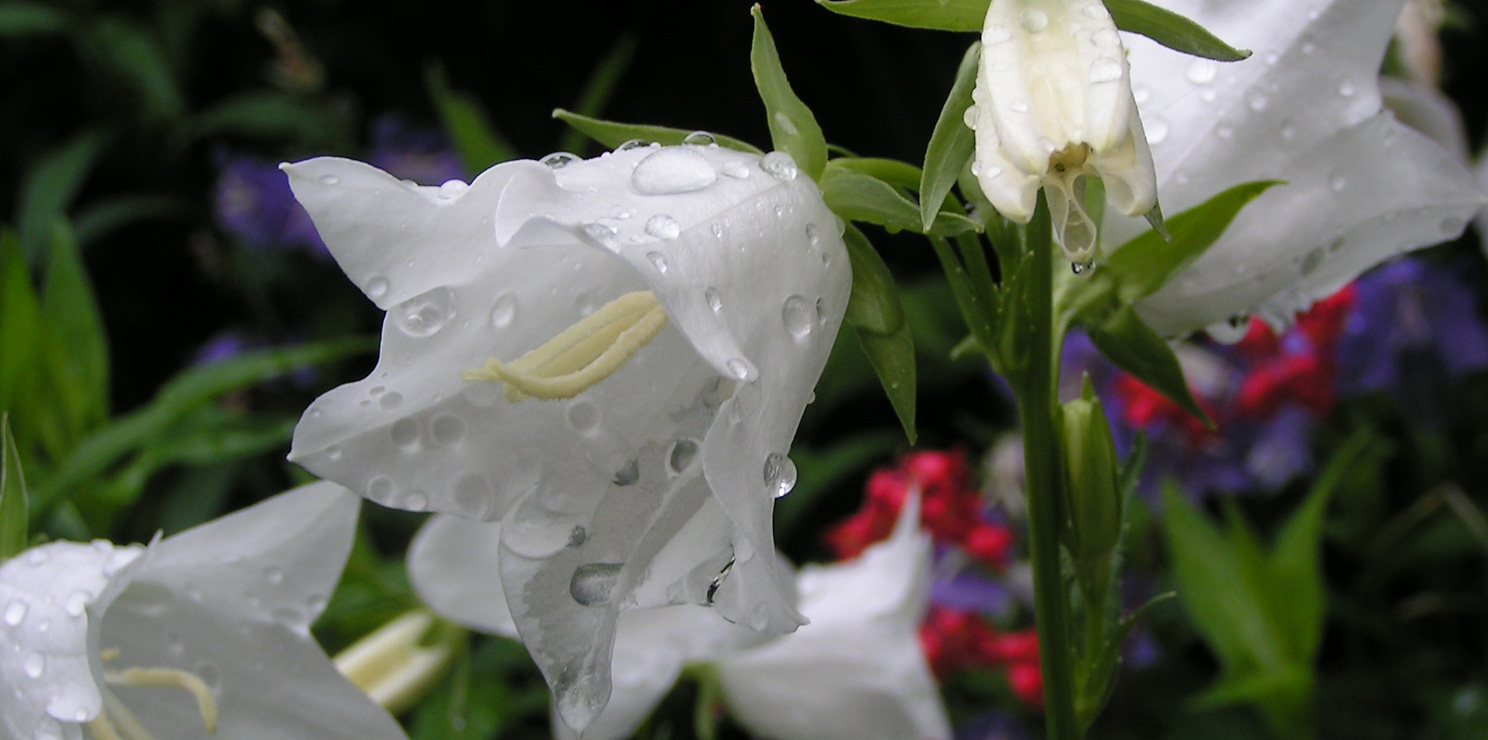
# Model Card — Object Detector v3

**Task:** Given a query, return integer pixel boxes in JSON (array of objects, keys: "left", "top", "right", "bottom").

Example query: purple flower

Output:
[
  {"left": 366, "top": 115, "right": 465, "bottom": 185},
  {"left": 214, "top": 151, "right": 327, "bottom": 255}
]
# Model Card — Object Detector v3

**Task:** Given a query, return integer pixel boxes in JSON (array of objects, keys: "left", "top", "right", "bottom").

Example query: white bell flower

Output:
[
  {"left": 283, "top": 143, "right": 850, "bottom": 731},
  {"left": 0, "top": 482, "right": 406, "bottom": 740},
  {"left": 969, "top": 0, "right": 1158, "bottom": 262},
  {"left": 1106, "top": 0, "right": 1485, "bottom": 336}
]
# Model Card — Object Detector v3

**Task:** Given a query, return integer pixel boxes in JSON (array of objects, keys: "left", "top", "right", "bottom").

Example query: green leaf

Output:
[
  {"left": 73, "top": 195, "right": 181, "bottom": 246},
  {"left": 750, "top": 5, "right": 828, "bottom": 181},
  {"left": 16, "top": 131, "right": 110, "bottom": 265},
  {"left": 551, "top": 109, "right": 763, "bottom": 155},
  {"left": 426, "top": 63, "right": 520, "bottom": 174},
  {"left": 85, "top": 18, "right": 185, "bottom": 122},
  {"left": 921, "top": 42, "right": 980, "bottom": 231},
  {"left": 1085, "top": 304, "right": 1211, "bottom": 427},
  {"left": 855, "top": 325, "right": 917, "bottom": 444},
  {"left": 184, "top": 91, "right": 341, "bottom": 144},
  {"left": 830, "top": 157, "right": 923, "bottom": 191},
  {"left": 108, "top": 410, "right": 297, "bottom": 505},
  {"left": 0, "top": 414, "right": 28, "bottom": 559},
  {"left": 40, "top": 222, "right": 109, "bottom": 441},
  {"left": 1103, "top": 180, "right": 1279, "bottom": 303},
  {"left": 1104, "top": 0, "right": 1251, "bottom": 62},
  {"left": 820, "top": 167, "right": 978, "bottom": 236},
  {"left": 0, "top": 231, "right": 44, "bottom": 454},
  {"left": 841, "top": 224, "right": 904, "bottom": 335},
  {"left": 0, "top": 2, "right": 70, "bottom": 36},
  {"left": 815, "top": 0, "right": 985, "bottom": 31},
  {"left": 558, "top": 34, "right": 639, "bottom": 155}
]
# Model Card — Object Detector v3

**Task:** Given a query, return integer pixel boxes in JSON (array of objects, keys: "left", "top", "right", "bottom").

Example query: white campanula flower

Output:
[
  {"left": 1107, "top": 0, "right": 1485, "bottom": 337},
  {"left": 407, "top": 494, "right": 950, "bottom": 740},
  {"left": 282, "top": 143, "right": 851, "bottom": 731},
  {"left": 969, "top": 0, "right": 1159, "bottom": 262},
  {"left": 0, "top": 482, "right": 406, "bottom": 740}
]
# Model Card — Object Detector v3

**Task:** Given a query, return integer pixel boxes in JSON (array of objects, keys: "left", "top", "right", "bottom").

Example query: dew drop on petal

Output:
[
  {"left": 763, "top": 453, "right": 798, "bottom": 498},
  {"left": 727, "top": 358, "right": 751, "bottom": 380},
  {"left": 1299, "top": 247, "right": 1324, "bottom": 276},
  {"left": 540, "top": 152, "right": 581, "bottom": 169},
  {"left": 781, "top": 295, "right": 815, "bottom": 340},
  {"left": 570, "top": 563, "right": 624, "bottom": 606},
  {"left": 1328, "top": 170, "right": 1347, "bottom": 192},
  {"left": 431, "top": 415, "right": 467, "bottom": 446},
  {"left": 22, "top": 653, "right": 44, "bottom": 679},
  {"left": 366, "top": 277, "right": 390, "bottom": 299},
  {"left": 392, "top": 287, "right": 455, "bottom": 338},
  {"left": 612, "top": 458, "right": 640, "bottom": 487},
  {"left": 1144, "top": 116, "right": 1169, "bottom": 145},
  {"left": 1337, "top": 78, "right": 1355, "bottom": 97},
  {"left": 705, "top": 288, "right": 723, "bottom": 313},
  {"left": 404, "top": 491, "right": 429, "bottom": 511},
  {"left": 1018, "top": 8, "right": 1047, "bottom": 31},
  {"left": 632, "top": 148, "right": 718, "bottom": 194},
  {"left": 1090, "top": 28, "right": 1119, "bottom": 47},
  {"left": 721, "top": 160, "right": 750, "bottom": 179},
  {"left": 962, "top": 105, "right": 978, "bottom": 128},
  {"left": 759, "top": 151, "right": 798, "bottom": 181},
  {"left": 1246, "top": 91, "right": 1268, "bottom": 111},
  {"left": 644, "top": 214, "right": 681, "bottom": 239},
  {"left": 1186, "top": 59, "right": 1217, "bottom": 85},
  {"left": 565, "top": 400, "right": 599, "bottom": 434},
  {"left": 982, "top": 23, "right": 1011, "bottom": 45},
  {"left": 647, "top": 252, "right": 668, "bottom": 274},
  {"left": 683, "top": 131, "right": 717, "bottom": 146},
  {"left": 379, "top": 392, "right": 404, "bottom": 410},
  {"left": 320, "top": 175, "right": 340, "bottom": 186},
  {"left": 615, "top": 139, "right": 654, "bottom": 152},
  {"left": 490, "top": 294, "right": 517, "bottom": 329},
  {"left": 805, "top": 223, "right": 820, "bottom": 245},
  {"left": 390, "top": 418, "right": 420, "bottom": 448},
  {"left": 1088, "top": 57, "right": 1123, "bottom": 83},
  {"left": 4, "top": 601, "right": 26, "bottom": 626},
  {"left": 668, "top": 438, "right": 700, "bottom": 475},
  {"left": 63, "top": 592, "right": 87, "bottom": 618},
  {"left": 438, "top": 179, "right": 468, "bottom": 199},
  {"left": 367, "top": 476, "right": 396, "bottom": 504},
  {"left": 452, "top": 473, "right": 493, "bottom": 518}
]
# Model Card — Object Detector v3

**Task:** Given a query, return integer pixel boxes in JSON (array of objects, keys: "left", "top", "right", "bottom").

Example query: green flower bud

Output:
[{"left": 1062, "top": 376, "right": 1122, "bottom": 568}]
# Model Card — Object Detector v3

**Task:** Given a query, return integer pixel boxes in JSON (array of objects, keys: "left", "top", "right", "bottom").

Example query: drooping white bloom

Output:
[
  {"left": 0, "top": 482, "right": 406, "bottom": 740},
  {"left": 969, "top": 0, "right": 1159, "bottom": 261},
  {"left": 1107, "top": 0, "right": 1484, "bottom": 337},
  {"left": 283, "top": 143, "right": 850, "bottom": 731},
  {"left": 408, "top": 494, "right": 950, "bottom": 740}
]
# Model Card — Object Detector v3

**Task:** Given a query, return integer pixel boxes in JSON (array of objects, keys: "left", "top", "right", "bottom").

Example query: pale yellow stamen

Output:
[
  {"left": 462, "top": 290, "right": 668, "bottom": 402},
  {"left": 101, "top": 666, "right": 219, "bottom": 735}
]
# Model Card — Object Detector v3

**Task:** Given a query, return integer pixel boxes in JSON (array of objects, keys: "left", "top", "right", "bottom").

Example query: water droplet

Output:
[
  {"left": 1082, "top": 2, "right": 1105, "bottom": 19},
  {"left": 366, "top": 277, "right": 390, "bottom": 299},
  {"left": 568, "top": 526, "right": 588, "bottom": 548},
  {"left": 22, "top": 652, "right": 44, "bottom": 679},
  {"left": 379, "top": 391, "right": 404, "bottom": 410},
  {"left": 1018, "top": 8, "right": 1048, "bottom": 31},
  {"left": 759, "top": 151, "right": 798, "bottom": 181},
  {"left": 4, "top": 601, "right": 26, "bottom": 626},
  {"left": 570, "top": 563, "right": 623, "bottom": 606},
  {"left": 668, "top": 438, "right": 700, "bottom": 475},
  {"left": 1009, "top": 100, "right": 1029, "bottom": 114},
  {"left": 711, "top": 222, "right": 725, "bottom": 239},
  {"left": 727, "top": 358, "right": 751, "bottom": 380},
  {"left": 1090, "top": 28, "right": 1120, "bottom": 47},
  {"left": 1328, "top": 170, "right": 1347, "bottom": 192},
  {"left": 1337, "top": 78, "right": 1355, "bottom": 97},
  {"left": 721, "top": 160, "right": 750, "bottom": 179},
  {"left": 60, "top": 592, "right": 87, "bottom": 618},
  {"left": 982, "top": 23, "right": 1011, "bottom": 45},
  {"left": 804, "top": 224, "right": 821, "bottom": 246},
  {"left": 540, "top": 152, "right": 581, "bottom": 169},
  {"left": 1299, "top": 247, "right": 1324, "bottom": 276},
  {"left": 326, "top": 446, "right": 343, "bottom": 460},
  {"left": 612, "top": 458, "right": 640, "bottom": 486},
  {"left": 632, "top": 148, "right": 718, "bottom": 194},
  {"left": 431, "top": 415, "right": 466, "bottom": 446},
  {"left": 781, "top": 295, "right": 815, "bottom": 339},
  {"left": 1144, "top": 116, "right": 1169, "bottom": 145},
  {"left": 582, "top": 222, "right": 617, "bottom": 246},
  {"left": 1071, "top": 259, "right": 1095, "bottom": 275},
  {"left": 646, "top": 252, "right": 668, "bottom": 274},
  {"left": 615, "top": 139, "right": 654, "bottom": 152},
  {"left": 644, "top": 214, "right": 681, "bottom": 239},
  {"left": 1132, "top": 85, "right": 1151, "bottom": 105},
  {"left": 762, "top": 453, "right": 798, "bottom": 498},
  {"left": 367, "top": 476, "right": 396, "bottom": 504},
  {"left": 682, "top": 131, "right": 717, "bottom": 146},
  {"left": 1186, "top": 59, "right": 1217, "bottom": 85},
  {"left": 392, "top": 286, "right": 456, "bottom": 338},
  {"left": 705, "top": 288, "right": 723, "bottom": 313},
  {"left": 404, "top": 491, "right": 429, "bottom": 511},
  {"left": 1246, "top": 91, "right": 1268, "bottom": 111},
  {"left": 962, "top": 105, "right": 978, "bottom": 128},
  {"left": 438, "top": 179, "right": 468, "bottom": 198},
  {"left": 320, "top": 175, "right": 340, "bottom": 186},
  {"left": 390, "top": 418, "right": 420, "bottom": 448},
  {"left": 772, "top": 111, "right": 800, "bottom": 136},
  {"left": 566, "top": 400, "right": 599, "bottom": 434},
  {"left": 490, "top": 294, "right": 517, "bottom": 328},
  {"left": 1088, "top": 57, "right": 1123, "bottom": 83}
]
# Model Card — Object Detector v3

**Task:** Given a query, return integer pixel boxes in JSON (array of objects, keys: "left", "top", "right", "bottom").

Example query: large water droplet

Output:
[
  {"left": 540, "top": 152, "right": 581, "bottom": 169},
  {"left": 23, "top": 652, "right": 44, "bottom": 679},
  {"left": 962, "top": 105, "right": 978, "bottom": 128},
  {"left": 683, "top": 131, "right": 718, "bottom": 146},
  {"left": 438, "top": 179, "right": 468, "bottom": 199},
  {"left": 431, "top": 415, "right": 466, "bottom": 446},
  {"left": 392, "top": 287, "right": 455, "bottom": 338},
  {"left": 644, "top": 214, "right": 681, "bottom": 239},
  {"left": 763, "top": 453, "right": 798, "bottom": 498},
  {"left": 452, "top": 473, "right": 493, "bottom": 518},
  {"left": 1186, "top": 59, "right": 1217, "bottom": 85},
  {"left": 366, "top": 277, "right": 390, "bottom": 299},
  {"left": 668, "top": 438, "right": 700, "bottom": 475},
  {"left": 721, "top": 160, "right": 750, "bottom": 179},
  {"left": 570, "top": 563, "right": 624, "bottom": 606},
  {"left": 4, "top": 601, "right": 26, "bottom": 626},
  {"left": 390, "top": 418, "right": 420, "bottom": 448},
  {"left": 490, "top": 294, "right": 517, "bottom": 328},
  {"left": 1018, "top": 8, "right": 1047, "bottom": 31},
  {"left": 404, "top": 491, "right": 429, "bottom": 511},
  {"left": 759, "top": 151, "right": 798, "bottom": 181},
  {"left": 631, "top": 148, "right": 717, "bottom": 194},
  {"left": 781, "top": 295, "right": 815, "bottom": 339}
]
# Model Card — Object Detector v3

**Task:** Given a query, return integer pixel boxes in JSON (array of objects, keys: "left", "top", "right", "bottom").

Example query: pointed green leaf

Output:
[
  {"left": 0, "top": 414, "right": 27, "bottom": 559},
  {"left": 1085, "top": 305, "right": 1211, "bottom": 427},
  {"left": 16, "top": 131, "right": 110, "bottom": 265},
  {"left": 815, "top": 0, "right": 986, "bottom": 31},
  {"left": 85, "top": 18, "right": 184, "bottom": 122},
  {"left": 921, "top": 42, "right": 980, "bottom": 230},
  {"left": 184, "top": 91, "right": 341, "bottom": 144},
  {"left": 558, "top": 34, "right": 639, "bottom": 155},
  {"left": 821, "top": 167, "right": 978, "bottom": 236},
  {"left": 0, "top": 231, "right": 44, "bottom": 448},
  {"left": 426, "top": 63, "right": 520, "bottom": 174},
  {"left": 1104, "top": 0, "right": 1250, "bottom": 62},
  {"left": 73, "top": 195, "right": 180, "bottom": 246},
  {"left": 1104, "top": 180, "right": 1279, "bottom": 303},
  {"left": 831, "top": 157, "right": 922, "bottom": 191},
  {"left": 750, "top": 5, "right": 828, "bottom": 181},
  {"left": 0, "top": 2, "right": 70, "bottom": 36},
  {"left": 40, "top": 222, "right": 109, "bottom": 435},
  {"left": 841, "top": 225, "right": 904, "bottom": 335},
  {"left": 552, "top": 109, "right": 763, "bottom": 155},
  {"left": 855, "top": 325, "right": 917, "bottom": 444}
]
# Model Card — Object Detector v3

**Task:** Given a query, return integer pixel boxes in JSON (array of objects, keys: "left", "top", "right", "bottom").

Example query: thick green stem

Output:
[{"left": 1016, "top": 199, "right": 1081, "bottom": 740}]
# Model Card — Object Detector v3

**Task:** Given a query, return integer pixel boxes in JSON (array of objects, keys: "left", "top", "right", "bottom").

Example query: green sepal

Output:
[
  {"left": 1104, "top": 0, "right": 1251, "bottom": 62},
  {"left": 750, "top": 5, "right": 828, "bottom": 182},
  {"left": 0, "top": 414, "right": 27, "bottom": 560},
  {"left": 841, "top": 224, "right": 905, "bottom": 335},
  {"left": 921, "top": 42, "right": 980, "bottom": 231},
  {"left": 815, "top": 0, "right": 986, "bottom": 31},
  {"left": 1085, "top": 305, "right": 1212, "bottom": 428},
  {"left": 820, "top": 166, "right": 979, "bottom": 236},
  {"left": 855, "top": 325, "right": 917, "bottom": 444},
  {"left": 426, "top": 63, "right": 520, "bottom": 174},
  {"left": 551, "top": 109, "right": 763, "bottom": 155},
  {"left": 1102, "top": 180, "right": 1280, "bottom": 303}
]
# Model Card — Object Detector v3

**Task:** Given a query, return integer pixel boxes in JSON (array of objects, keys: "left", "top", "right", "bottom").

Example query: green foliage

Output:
[
  {"left": 552, "top": 109, "right": 763, "bottom": 154},
  {"left": 815, "top": 0, "right": 988, "bottom": 32},
  {"left": 1085, "top": 304, "right": 1211, "bottom": 427},
  {"left": 1103, "top": 0, "right": 1251, "bottom": 61},
  {"left": 841, "top": 226, "right": 916, "bottom": 442},
  {"left": 184, "top": 91, "right": 343, "bottom": 146},
  {"left": 558, "top": 34, "right": 640, "bottom": 155},
  {"left": 86, "top": 16, "right": 185, "bottom": 122},
  {"left": 16, "top": 131, "right": 110, "bottom": 266},
  {"left": 820, "top": 164, "right": 978, "bottom": 236},
  {"left": 921, "top": 42, "right": 980, "bottom": 231},
  {"left": 0, "top": 414, "right": 28, "bottom": 560},
  {"left": 0, "top": 2, "right": 71, "bottom": 36},
  {"left": 855, "top": 326, "right": 918, "bottom": 444},
  {"left": 750, "top": 5, "right": 828, "bottom": 182},
  {"left": 426, "top": 64, "right": 521, "bottom": 174}
]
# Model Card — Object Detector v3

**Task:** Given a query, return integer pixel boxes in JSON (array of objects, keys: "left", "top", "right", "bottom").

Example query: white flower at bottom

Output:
[
  {"left": 969, "top": 0, "right": 1158, "bottom": 261},
  {"left": 0, "top": 482, "right": 405, "bottom": 740},
  {"left": 284, "top": 143, "right": 850, "bottom": 731}
]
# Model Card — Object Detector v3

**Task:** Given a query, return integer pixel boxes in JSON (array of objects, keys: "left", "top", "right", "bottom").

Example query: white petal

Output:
[{"left": 408, "top": 516, "right": 517, "bottom": 637}]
